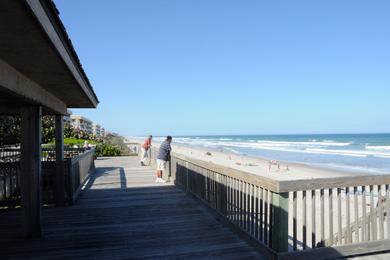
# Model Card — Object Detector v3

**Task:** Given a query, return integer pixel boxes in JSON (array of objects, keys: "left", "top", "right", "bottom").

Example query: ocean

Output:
[{"left": 155, "top": 134, "right": 390, "bottom": 174}]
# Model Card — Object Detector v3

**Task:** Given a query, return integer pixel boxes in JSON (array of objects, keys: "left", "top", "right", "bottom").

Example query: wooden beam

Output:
[
  {"left": 25, "top": 0, "right": 98, "bottom": 108},
  {"left": 0, "top": 58, "right": 67, "bottom": 115},
  {"left": 0, "top": 104, "right": 20, "bottom": 115},
  {"left": 55, "top": 115, "right": 66, "bottom": 207},
  {"left": 20, "top": 105, "right": 42, "bottom": 238}
]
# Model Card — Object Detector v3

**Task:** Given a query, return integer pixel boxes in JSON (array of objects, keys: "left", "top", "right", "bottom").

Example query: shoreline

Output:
[{"left": 128, "top": 138, "right": 372, "bottom": 182}]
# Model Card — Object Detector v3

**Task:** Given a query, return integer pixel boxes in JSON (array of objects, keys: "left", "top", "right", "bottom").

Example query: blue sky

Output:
[{"left": 56, "top": 0, "right": 390, "bottom": 136}]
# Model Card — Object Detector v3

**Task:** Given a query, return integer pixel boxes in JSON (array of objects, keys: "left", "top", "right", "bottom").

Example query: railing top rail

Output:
[
  {"left": 278, "top": 174, "right": 390, "bottom": 192},
  {"left": 70, "top": 148, "right": 95, "bottom": 164},
  {"left": 172, "top": 152, "right": 280, "bottom": 192},
  {"left": 171, "top": 151, "right": 390, "bottom": 193}
]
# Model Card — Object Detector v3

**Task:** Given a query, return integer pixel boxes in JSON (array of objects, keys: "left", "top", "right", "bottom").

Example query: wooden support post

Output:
[
  {"left": 20, "top": 105, "right": 42, "bottom": 238},
  {"left": 271, "top": 192, "right": 289, "bottom": 253},
  {"left": 55, "top": 115, "right": 66, "bottom": 207}
]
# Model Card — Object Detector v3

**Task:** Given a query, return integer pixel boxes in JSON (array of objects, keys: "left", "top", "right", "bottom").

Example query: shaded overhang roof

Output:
[{"left": 0, "top": 0, "right": 99, "bottom": 109}]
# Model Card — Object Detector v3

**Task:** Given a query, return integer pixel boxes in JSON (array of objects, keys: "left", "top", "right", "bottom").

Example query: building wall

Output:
[
  {"left": 70, "top": 115, "right": 93, "bottom": 135},
  {"left": 92, "top": 123, "right": 101, "bottom": 137}
]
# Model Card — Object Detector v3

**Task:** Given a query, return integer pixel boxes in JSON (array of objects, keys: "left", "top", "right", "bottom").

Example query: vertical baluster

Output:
[
  {"left": 209, "top": 170, "right": 212, "bottom": 204},
  {"left": 370, "top": 185, "right": 377, "bottom": 240},
  {"left": 264, "top": 189, "right": 269, "bottom": 245},
  {"left": 320, "top": 189, "right": 325, "bottom": 246},
  {"left": 386, "top": 187, "right": 390, "bottom": 239},
  {"left": 243, "top": 182, "right": 247, "bottom": 230},
  {"left": 207, "top": 168, "right": 209, "bottom": 202},
  {"left": 378, "top": 185, "right": 384, "bottom": 240},
  {"left": 231, "top": 178, "right": 234, "bottom": 222},
  {"left": 225, "top": 175, "right": 228, "bottom": 216},
  {"left": 248, "top": 183, "right": 251, "bottom": 234},
  {"left": 260, "top": 187, "right": 264, "bottom": 242},
  {"left": 244, "top": 182, "right": 248, "bottom": 232},
  {"left": 237, "top": 178, "right": 240, "bottom": 225},
  {"left": 240, "top": 180, "right": 243, "bottom": 228},
  {"left": 208, "top": 169, "right": 211, "bottom": 205},
  {"left": 269, "top": 190, "right": 273, "bottom": 248},
  {"left": 222, "top": 174, "right": 225, "bottom": 215},
  {"left": 246, "top": 182, "right": 250, "bottom": 232},
  {"left": 303, "top": 190, "right": 307, "bottom": 250},
  {"left": 228, "top": 177, "right": 232, "bottom": 220},
  {"left": 337, "top": 188, "right": 342, "bottom": 245},
  {"left": 234, "top": 178, "right": 238, "bottom": 224},
  {"left": 230, "top": 177, "right": 233, "bottom": 222},
  {"left": 247, "top": 183, "right": 250, "bottom": 233},
  {"left": 354, "top": 186, "right": 359, "bottom": 243},
  {"left": 362, "top": 186, "right": 367, "bottom": 241},
  {"left": 312, "top": 190, "right": 316, "bottom": 248},
  {"left": 346, "top": 187, "right": 351, "bottom": 244},
  {"left": 329, "top": 188, "right": 334, "bottom": 246},
  {"left": 293, "top": 191, "right": 297, "bottom": 250},
  {"left": 214, "top": 171, "right": 217, "bottom": 209},
  {"left": 251, "top": 184, "right": 255, "bottom": 237},
  {"left": 255, "top": 186, "right": 259, "bottom": 240},
  {"left": 209, "top": 170, "right": 212, "bottom": 206}
]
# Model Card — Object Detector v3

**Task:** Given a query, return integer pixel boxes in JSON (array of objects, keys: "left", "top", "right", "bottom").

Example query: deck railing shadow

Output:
[{"left": 82, "top": 166, "right": 127, "bottom": 191}]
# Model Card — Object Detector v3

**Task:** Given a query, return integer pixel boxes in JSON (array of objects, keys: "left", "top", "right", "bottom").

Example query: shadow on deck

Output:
[{"left": 0, "top": 156, "right": 263, "bottom": 259}]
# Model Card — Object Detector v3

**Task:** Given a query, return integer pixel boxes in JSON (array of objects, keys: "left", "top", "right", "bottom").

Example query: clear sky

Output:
[{"left": 56, "top": 0, "right": 390, "bottom": 137}]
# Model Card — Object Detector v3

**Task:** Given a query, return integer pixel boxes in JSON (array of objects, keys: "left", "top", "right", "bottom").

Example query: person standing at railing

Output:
[
  {"left": 155, "top": 136, "right": 172, "bottom": 183},
  {"left": 140, "top": 135, "right": 152, "bottom": 166}
]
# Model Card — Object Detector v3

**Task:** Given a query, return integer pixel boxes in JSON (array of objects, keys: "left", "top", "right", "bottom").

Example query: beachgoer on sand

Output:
[
  {"left": 269, "top": 160, "right": 280, "bottom": 172},
  {"left": 140, "top": 135, "right": 152, "bottom": 166},
  {"left": 155, "top": 136, "right": 172, "bottom": 183}
]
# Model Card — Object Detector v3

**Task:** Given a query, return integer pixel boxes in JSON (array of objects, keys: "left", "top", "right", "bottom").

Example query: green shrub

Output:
[
  {"left": 47, "top": 137, "right": 99, "bottom": 147},
  {"left": 95, "top": 144, "right": 121, "bottom": 157}
]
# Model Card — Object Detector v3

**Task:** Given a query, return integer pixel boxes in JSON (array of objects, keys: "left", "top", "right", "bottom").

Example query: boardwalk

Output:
[{"left": 0, "top": 156, "right": 263, "bottom": 259}]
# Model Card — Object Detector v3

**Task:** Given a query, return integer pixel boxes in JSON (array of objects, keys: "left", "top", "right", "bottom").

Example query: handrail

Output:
[
  {"left": 171, "top": 152, "right": 280, "bottom": 192},
  {"left": 67, "top": 148, "right": 95, "bottom": 204}
]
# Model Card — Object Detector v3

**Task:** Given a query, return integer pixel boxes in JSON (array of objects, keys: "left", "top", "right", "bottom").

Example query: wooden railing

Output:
[
  {"left": 0, "top": 147, "right": 95, "bottom": 206},
  {"left": 148, "top": 146, "right": 390, "bottom": 259},
  {"left": 41, "top": 147, "right": 86, "bottom": 161},
  {"left": 67, "top": 148, "right": 95, "bottom": 204}
]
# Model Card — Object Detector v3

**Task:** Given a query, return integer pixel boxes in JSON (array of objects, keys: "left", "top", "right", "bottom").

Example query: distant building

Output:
[
  {"left": 64, "top": 110, "right": 72, "bottom": 123},
  {"left": 92, "top": 123, "right": 101, "bottom": 137},
  {"left": 70, "top": 115, "right": 93, "bottom": 135},
  {"left": 101, "top": 127, "right": 106, "bottom": 138}
]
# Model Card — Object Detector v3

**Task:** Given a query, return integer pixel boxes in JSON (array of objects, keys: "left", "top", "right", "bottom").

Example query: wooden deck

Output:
[{"left": 0, "top": 156, "right": 263, "bottom": 259}]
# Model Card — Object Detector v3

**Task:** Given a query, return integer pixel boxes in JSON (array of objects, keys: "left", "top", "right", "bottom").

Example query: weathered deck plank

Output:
[{"left": 0, "top": 156, "right": 263, "bottom": 259}]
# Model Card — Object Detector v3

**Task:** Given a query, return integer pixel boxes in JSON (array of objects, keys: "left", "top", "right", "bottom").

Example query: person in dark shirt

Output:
[{"left": 155, "top": 136, "right": 172, "bottom": 183}]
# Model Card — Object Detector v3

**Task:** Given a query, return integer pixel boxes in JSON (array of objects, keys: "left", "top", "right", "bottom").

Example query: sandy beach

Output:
[{"left": 129, "top": 139, "right": 368, "bottom": 182}]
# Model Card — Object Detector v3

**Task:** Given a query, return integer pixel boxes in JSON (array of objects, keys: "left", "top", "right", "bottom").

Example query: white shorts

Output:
[{"left": 156, "top": 159, "right": 167, "bottom": 171}]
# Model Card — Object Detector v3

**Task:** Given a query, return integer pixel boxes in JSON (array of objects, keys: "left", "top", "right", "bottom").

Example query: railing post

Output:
[
  {"left": 55, "top": 115, "right": 66, "bottom": 207},
  {"left": 216, "top": 173, "right": 221, "bottom": 212},
  {"left": 186, "top": 161, "right": 189, "bottom": 192},
  {"left": 271, "top": 191, "right": 289, "bottom": 253},
  {"left": 67, "top": 159, "right": 74, "bottom": 205}
]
